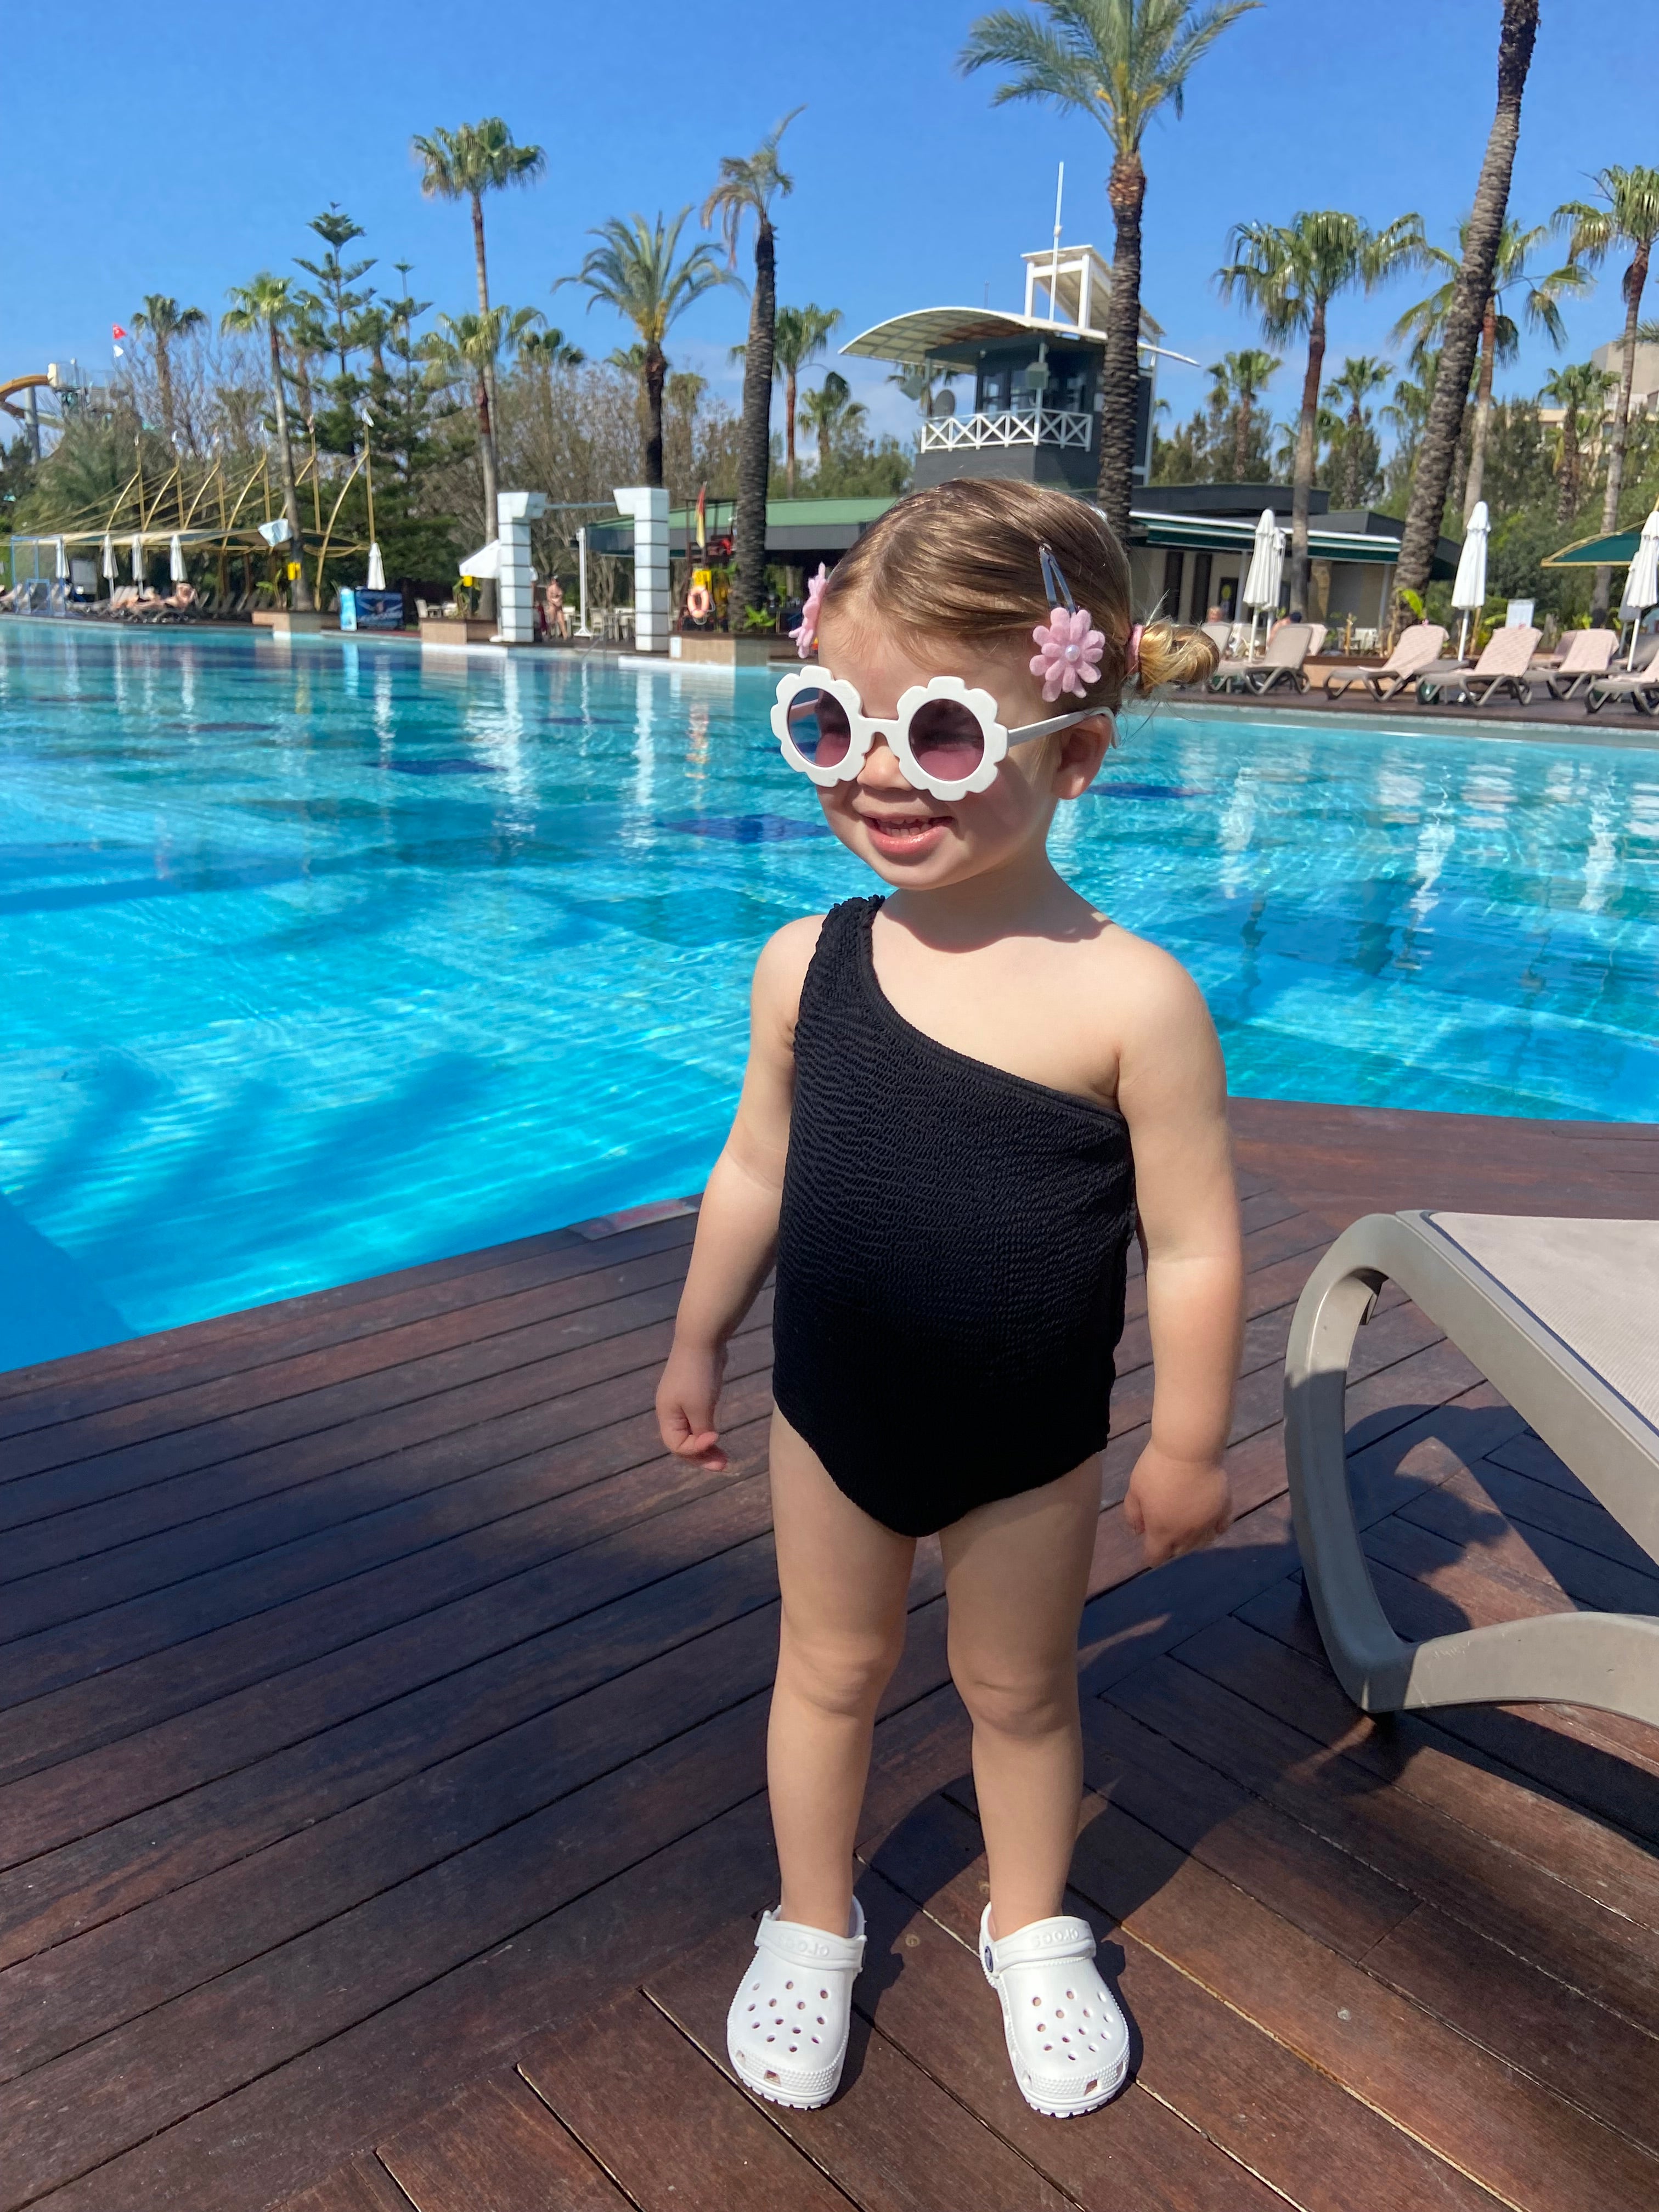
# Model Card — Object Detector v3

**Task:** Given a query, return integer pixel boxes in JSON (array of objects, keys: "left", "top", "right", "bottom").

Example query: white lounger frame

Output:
[{"left": 1284, "top": 1210, "right": 1659, "bottom": 1726}]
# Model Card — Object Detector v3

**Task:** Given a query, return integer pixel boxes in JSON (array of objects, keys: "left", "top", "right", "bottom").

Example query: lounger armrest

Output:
[{"left": 1285, "top": 1212, "right": 1659, "bottom": 1723}]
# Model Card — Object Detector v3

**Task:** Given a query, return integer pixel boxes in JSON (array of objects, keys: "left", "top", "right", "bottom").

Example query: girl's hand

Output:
[
  {"left": 656, "top": 1340, "right": 729, "bottom": 1470},
  {"left": 1124, "top": 1442, "right": 1233, "bottom": 1567}
]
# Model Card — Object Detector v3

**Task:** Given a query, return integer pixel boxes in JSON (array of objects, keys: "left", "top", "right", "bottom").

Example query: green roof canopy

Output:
[{"left": 1542, "top": 528, "right": 1642, "bottom": 567}]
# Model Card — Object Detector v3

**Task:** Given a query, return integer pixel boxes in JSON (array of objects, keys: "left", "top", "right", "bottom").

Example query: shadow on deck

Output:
[{"left": 2, "top": 1099, "right": 1657, "bottom": 2212}]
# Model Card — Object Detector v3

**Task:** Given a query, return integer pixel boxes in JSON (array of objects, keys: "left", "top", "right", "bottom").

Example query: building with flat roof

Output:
[{"left": 841, "top": 241, "right": 1165, "bottom": 494}]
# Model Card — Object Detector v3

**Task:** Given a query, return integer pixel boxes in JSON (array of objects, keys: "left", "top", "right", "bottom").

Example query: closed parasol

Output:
[{"left": 1452, "top": 501, "right": 1489, "bottom": 660}]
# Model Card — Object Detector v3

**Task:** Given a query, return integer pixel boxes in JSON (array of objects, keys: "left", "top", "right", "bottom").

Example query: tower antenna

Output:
[{"left": 1047, "top": 162, "right": 1064, "bottom": 325}]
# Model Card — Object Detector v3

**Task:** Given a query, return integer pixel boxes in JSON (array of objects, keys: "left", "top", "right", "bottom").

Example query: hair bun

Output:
[{"left": 1132, "top": 619, "right": 1219, "bottom": 692}]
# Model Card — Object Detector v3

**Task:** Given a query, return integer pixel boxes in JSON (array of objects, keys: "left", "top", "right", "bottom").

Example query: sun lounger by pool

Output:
[
  {"left": 1210, "top": 622, "right": 1317, "bottom": 695},
  {"left": 1323, "top": 624, "right": 1447, "bottom": 702},
  {"left": 1542, "top": 628, "right": 1618, "bottom": 699},
  {"left": 1585, "top": 634, "right": 1659, "bottom": 713},
  {"left": 1285, "top": 1210, "right": 1659, "bottom": 1727},
  {"left": 1416, "top": 626, "right": 1540, "bottom": 707}
]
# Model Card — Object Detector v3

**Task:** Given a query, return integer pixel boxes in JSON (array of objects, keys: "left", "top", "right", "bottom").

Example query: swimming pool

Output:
[{"left": 3, "top": 619, "right": 1657, "bottom": 1371}]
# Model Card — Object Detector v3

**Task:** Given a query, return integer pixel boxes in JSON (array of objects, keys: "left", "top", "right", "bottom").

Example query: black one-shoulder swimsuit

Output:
[{"left": 770, "top": 898, "right": 1137, "bottom": 1538}]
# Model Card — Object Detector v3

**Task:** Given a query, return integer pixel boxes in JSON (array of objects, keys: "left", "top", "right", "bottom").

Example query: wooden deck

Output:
[{"left": 2, "top": 1097, "right": 1657, "bottom": 2212}]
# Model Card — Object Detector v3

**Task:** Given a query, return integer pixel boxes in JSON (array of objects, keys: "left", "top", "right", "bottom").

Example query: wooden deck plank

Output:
[
  {"left": 0, "top": 1237, "right": 700, "bottom": 1479},
  {"left": 0, "top": 1282, "right": 720, "bottom": 1549},
  {"left": 376, "top": 2072, "right": 634, "bottom": 2212},
  {"left": 521, "top": 1991, "right": 869, "bottom": 2212},
  {"left": 1104, "top": 1656, "right": 1659, "bottom": 2023},
  {"left": 0, "top": 1472, "right": 777, "bottom": 1863},
  {"left": 272, "top": 2152, "right": 417, "bottom": 2212},
  {"left": 1061, "top": 1786, "right": 1659, "bottom": 2210},
  {"left": 637, "top": 1919, "right": 1077, "bottom": 2212},
  {"left": 865, "top": 1791, "right": 1509, "bottom": 2212},
  {"left": 0, "top": 1360, "right": 776, "bottom": 1645},
  {"left": 1206, "top": 1591, "right": 1659, "bottom": 1877},
  {"left": 838, "top": 1866, "right": 1295, "bottom": 2212},
  {"left": 3, "top": 1097, "right": 1655, "bottom": 2212}
]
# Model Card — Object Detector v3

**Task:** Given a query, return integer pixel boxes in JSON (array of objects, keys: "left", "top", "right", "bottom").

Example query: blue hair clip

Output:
[{"left": 1039, "top": 542, "right": 1076, "bottom": 613}]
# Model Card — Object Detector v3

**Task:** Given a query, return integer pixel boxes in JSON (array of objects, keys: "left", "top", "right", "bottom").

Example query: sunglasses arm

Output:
[{"left": 1005, "top": 707, "right": 1103, "bottom": 743}]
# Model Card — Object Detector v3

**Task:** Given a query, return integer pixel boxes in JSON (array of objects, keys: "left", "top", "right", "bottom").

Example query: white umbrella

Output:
[
  {"left": 54, "top": 538, "right": 69, "bottom": 582},
  {"left": 130, "top": 533, "right": 146, "bottom": 592},
  {"left": 1452, "top": 500, "right": 1489, "bottom": 660},
  {"left": 366, "top": 542, "right": 386, "bottom": 591},
  {"left": 1240, "top": 509, "right": 1284, "bottom": 657},
  {"left": 101, "top": 533, "right": 119, "bottom": 592},
  {"left": 169, "top": 533, "right": 187, "bottom": 585},
  {"left": 1618, "top": 507, "right": 1659, "bottom": 666}
]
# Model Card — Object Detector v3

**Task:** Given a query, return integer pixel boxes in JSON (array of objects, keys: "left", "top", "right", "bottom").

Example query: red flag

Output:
[{"left": 111, "top": 324, "right": 127, "bottom": 339}]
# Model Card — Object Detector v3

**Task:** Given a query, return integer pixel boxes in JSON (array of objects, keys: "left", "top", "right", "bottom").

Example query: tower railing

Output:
[{"left": 918, "top": 408, "right": 1094, "bottom": 454}]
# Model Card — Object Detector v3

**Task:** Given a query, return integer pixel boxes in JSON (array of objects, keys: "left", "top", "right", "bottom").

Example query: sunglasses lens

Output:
[
  {"left": 907, "top": 699, "right": 987, "bottom": 783},
  {"left": 786, "top": 687, "right": 853, "bottom": 768}
]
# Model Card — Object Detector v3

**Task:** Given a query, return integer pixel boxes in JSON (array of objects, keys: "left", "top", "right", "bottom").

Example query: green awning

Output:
[{"left": 1542, "top": 528, "right": 1641, "bottom": 567}]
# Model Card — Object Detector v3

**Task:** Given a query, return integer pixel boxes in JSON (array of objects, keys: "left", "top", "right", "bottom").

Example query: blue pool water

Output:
[{"left": 3, "top": 619, "right": 1657, "bottom": 1371}]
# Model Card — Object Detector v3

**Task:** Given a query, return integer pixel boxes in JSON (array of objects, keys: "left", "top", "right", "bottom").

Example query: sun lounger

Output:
[
  {"left": 1323, "top": 624, "right": 1447, "bottom": 702},
  {"left": 1416, "top": 625, "right": 1540, "bottom": 707},
  {"left": 1285, "top": 1209, "right": 1659, "bottom": 1727},
  {"left": 1584, "top": 633, "right": 1659, "bottom": 713},
  {"left": 1210, "top": 622, "right": 1317, "bottom": 695},
  {"left": 1541, "top": 628, "right": 1617, "bottom": 699}
]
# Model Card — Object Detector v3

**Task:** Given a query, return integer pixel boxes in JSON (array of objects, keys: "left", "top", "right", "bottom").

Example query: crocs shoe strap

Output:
[
  {"left": 754, "top": 1909, "right": 865, "bottom": 1975},
  {"left": 986, "top": 1914, "right": 1096, "bottom": 1975}
]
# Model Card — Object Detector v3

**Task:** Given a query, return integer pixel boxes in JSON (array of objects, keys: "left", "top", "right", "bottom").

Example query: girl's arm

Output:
[
  {"left": 1113, "top": 955, "right": 1245, "bottom": 1566},
  {"left": 656, "top": 919, "right": 819, "bottom": 1472}
]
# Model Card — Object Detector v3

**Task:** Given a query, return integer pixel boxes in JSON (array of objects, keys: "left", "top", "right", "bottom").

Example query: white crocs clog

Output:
[
  {"left": 727, "top": 1896, "right": 867, "bottom": 2109},
  {"left": 979, "top": 1905, "right": 1129, "bottom": 2118}
]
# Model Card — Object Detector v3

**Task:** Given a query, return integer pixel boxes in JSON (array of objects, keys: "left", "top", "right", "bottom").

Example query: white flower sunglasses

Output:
[{"left": 770, "top": 669, "right": 1098, "bottom": 803}]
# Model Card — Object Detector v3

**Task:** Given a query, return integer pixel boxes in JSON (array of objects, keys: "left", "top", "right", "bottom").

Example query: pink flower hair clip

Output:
[
  {"left": 791, "top": 562, "right": 829, "bottom": 658},
  {"left": 1030, "top": 543, "right": 1104, "bottom": 702}
]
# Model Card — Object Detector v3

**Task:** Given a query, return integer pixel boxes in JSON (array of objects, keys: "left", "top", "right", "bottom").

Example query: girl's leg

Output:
[
  {"left": 768, "top": 1410, "right": 916, "bottom": 1934},
  {"left": 940, "top": 1458, "right": 1102, "bottom": 1938}
]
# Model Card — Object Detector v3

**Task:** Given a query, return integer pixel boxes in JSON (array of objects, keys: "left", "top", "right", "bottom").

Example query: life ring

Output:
[{"left": 687, "top": 584, "right": 712, "bottom": 619}]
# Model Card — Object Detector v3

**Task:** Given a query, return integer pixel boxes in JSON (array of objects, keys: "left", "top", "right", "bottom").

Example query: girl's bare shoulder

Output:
[
  {"left": 1086, "top": 919, "right": 1217, "bottom": 1047},
  {"left": 752, "top": 913, "right": 830, "bottom": 1031}
]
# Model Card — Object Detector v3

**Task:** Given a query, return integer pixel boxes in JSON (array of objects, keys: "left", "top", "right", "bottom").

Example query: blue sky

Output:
[{"left": 5, "top": 0, "right": 1654, "bottom": 452}]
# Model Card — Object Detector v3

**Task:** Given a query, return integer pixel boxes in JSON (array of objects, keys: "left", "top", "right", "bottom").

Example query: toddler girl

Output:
[{"left": 655, "top": 477, "right": 1243, "bottom": 2119}]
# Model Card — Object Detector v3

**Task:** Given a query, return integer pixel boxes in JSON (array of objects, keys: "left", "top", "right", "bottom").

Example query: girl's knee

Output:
[
  {"left": 779, "top": 1619, "right": 904, "bottom": 1720},
  {"left": 950, "top": 1654, "right": 1077, "bottom": 1740}
]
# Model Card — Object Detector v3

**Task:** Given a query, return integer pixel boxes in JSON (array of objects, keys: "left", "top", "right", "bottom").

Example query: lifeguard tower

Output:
[{"left": 842, "top": 241, "right": 1169, "bottom": 494}]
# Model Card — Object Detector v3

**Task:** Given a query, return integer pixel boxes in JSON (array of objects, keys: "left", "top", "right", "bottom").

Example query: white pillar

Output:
[
  {"left": 495, "top": 490, "right": 548, "bottom": 645},
  {"left": 613, "top": 485, "right": 670, "bottom": 654}
]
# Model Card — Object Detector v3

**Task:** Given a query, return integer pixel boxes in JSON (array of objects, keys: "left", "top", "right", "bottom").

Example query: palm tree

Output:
[
  {"left": 131, "top": 295, "right": 206, "bottom": 445},
  {"left": 1201, "top": 359, "right": 1232, "bottom": 457},
  {"left": 518, "top": 328, "right": 586, "bottom": 371},
  {"left": 413, "top": 119, "right": 546, "bottom": 524},
  {"left": 1539, "top": 359, "right": 1616, "bottom": 524},
  {"left": 702, "top": 112, "right": 801, "bottom": 625},
  {"left": 798, "top": 371, "right": 866, "bottom": 483},
  {"left": 960, "top": 0, "right": 1259, "bottom": 549},
  {"left": 1392, "top": 217, "right": 1585, "bottom": 518},
  {"left": 1396, "top": 1, "right": 1539, "bottom": 606},
  {"left": 1323, "top": 355, "right": 1391, "bottom": 509},
  {"left": 560, "top": 211, "right": 729, "bottom": 490},
  {"left": 222, "top": 275, "right": 314, "bottom": 610},
  {"left": 1554, "top": 165, "right": 1659, "bottom": 619},
  {"left": 420, "top": 306, "right": 543, "bottom": 533},
  {"left": 1220, "top": 210, "right": 1423, "bottom": 610},
  {"left": 771, "top": 304, "right": 841, "bottom": 493},
  {"left": 1218, "top": 346, "right": 1279, "bottom": 474}
]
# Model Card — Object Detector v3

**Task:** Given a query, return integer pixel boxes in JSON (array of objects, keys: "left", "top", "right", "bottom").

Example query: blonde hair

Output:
[{"left": 816, "top": 477, "right": 1218, "bottom": 709}]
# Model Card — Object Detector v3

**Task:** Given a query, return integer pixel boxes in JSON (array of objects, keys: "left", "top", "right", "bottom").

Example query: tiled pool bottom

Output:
[{"left": 2, "top": 619, "right": 1657, "bottom": 1370}]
